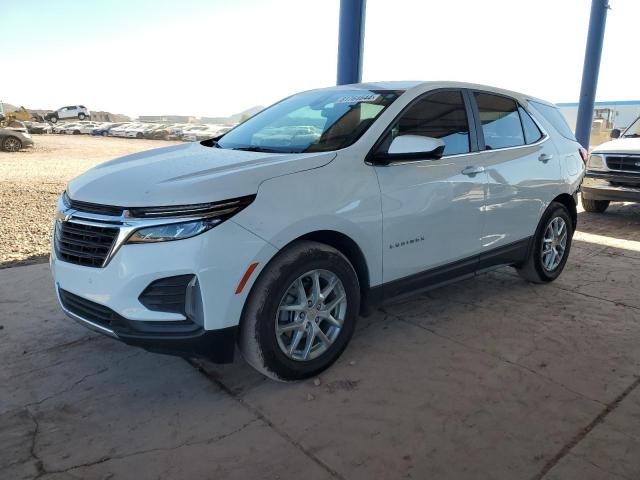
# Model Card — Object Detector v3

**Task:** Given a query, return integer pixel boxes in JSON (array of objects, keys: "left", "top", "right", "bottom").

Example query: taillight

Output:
[{"left": 579, "top": 147, "right": 588, "bottom": 165}]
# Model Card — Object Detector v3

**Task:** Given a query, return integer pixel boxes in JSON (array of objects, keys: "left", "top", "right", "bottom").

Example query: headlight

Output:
[
  {"left": 125, "top": 195, "right": 256, "bottom": 244},
  {"left": 127, "top": 219, "right": 219, "bottom": 243},
  {"left": 587, "top": 154, "right": 605, "bottom": 171}
]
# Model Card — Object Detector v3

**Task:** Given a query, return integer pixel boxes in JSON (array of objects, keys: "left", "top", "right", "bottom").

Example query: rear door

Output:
[
  {"left": 468, "top": 91, "right": 561, "bottom": 253},
  {"left": 374, "top": 89, "right": 486, "bottom": 285}
]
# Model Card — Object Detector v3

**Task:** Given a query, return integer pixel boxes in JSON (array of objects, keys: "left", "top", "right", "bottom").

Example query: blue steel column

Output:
[
  {"left": 575, "top": 0, "right": 609, "bottom": 149},
  {"left": 337, "top": 0, "right": 367, "bottom": 85}
]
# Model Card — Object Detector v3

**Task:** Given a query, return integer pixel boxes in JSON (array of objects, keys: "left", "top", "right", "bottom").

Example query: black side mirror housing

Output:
[{"left": 610, "top": 128, "right": 621, "bottom": 139}]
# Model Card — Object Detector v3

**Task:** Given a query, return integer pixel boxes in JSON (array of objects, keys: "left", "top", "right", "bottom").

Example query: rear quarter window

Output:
[{"left": 529, "top": 101, "right": 576, "bottom": 141}]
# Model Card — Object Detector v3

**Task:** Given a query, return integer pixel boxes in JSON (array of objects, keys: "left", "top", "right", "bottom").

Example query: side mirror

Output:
[
  {"left": 372, "top": 135, "right": 445, "bottom": 165},
  {"left": 610, "top": 128, "right": 621, "bottom": 139}
]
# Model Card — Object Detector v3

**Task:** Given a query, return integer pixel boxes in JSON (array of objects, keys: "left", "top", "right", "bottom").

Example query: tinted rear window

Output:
[
  {"left": 529, "top": 101, "right": 575, "bottom": 141},
  {"left": 474, "top": 92, "right": 524, "bottom": 150}
]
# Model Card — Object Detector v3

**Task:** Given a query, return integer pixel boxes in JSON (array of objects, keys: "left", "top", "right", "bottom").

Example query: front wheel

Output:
[
  {"left": 2, "top": 136, "right": 22, "bottom": 152},
  {"left": 582, "top": 197, "right": 609, "bottom": 213},
  {"left": 78, "top": 113, "right": 86, "bottom": 120},
  {"left": 516, "top": 202, "right": 573, "bottom": 283},
  {"left": 239, "top": 241, "right": 360, "bottom": 381},
  {"left": 49, "top": 116, "right": 58, "bottom": 124}
]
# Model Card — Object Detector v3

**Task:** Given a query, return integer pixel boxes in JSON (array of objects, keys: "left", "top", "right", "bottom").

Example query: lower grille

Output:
[
  {"left": 55, "top": 221, "right": 118, "bottom": 267},
  {"left": 606, "top": 155, "right": 640, "bottom": 173},
  {"left": 59, "top": 289, "right": 127, "bottom": 331}
]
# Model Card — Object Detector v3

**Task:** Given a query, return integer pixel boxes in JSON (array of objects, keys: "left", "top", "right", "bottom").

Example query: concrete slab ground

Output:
[{"left": 1, "top": 203, "right": 640, "bottom": 480}]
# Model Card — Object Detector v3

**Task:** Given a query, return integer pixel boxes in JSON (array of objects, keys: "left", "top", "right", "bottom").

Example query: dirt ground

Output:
[{"left": 0, "top": 135, "right": 181, "bottom": 268}]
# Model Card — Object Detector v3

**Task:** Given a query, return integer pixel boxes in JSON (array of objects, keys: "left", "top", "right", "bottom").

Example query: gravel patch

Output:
[{"left": 0, "top": 134, "right": 181, "bottom": 268}]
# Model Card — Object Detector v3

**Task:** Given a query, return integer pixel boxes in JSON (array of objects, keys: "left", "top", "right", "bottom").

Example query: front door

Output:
[{"left": 373, "top": 89, "right": 486, "bottom": 285}]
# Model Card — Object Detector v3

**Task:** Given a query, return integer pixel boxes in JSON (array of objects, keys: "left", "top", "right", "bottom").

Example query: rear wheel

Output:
[
  {"left": 582, "top": 197, "right": 609, "bottom": 213},
  {"left": 239, "top": 241, "right": 360, "bottom": 381},
  {"left": 2, "top": 136, "right": 22, "bottom": 152},
  {"left": 78, "top": 113, "right": 86, "bottom": 120},
  {"left": 516, "top": 202, "right": 573, "bottom": 283}
]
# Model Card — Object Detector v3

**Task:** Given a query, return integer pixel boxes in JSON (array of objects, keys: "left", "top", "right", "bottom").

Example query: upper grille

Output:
[
  {"left": 67, "top": 198, "right": 124, "bottom": 217},
  {"left": 55, "top": 221, "right": 118, "bottom": 267},
  {"left": 606, "top": 155, "right": 640, "bottom": 173}
]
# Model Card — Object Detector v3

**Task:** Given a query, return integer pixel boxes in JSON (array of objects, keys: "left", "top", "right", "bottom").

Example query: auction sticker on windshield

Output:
[{"left": 335, "top": 94, "right": 380, "bottom": 104}]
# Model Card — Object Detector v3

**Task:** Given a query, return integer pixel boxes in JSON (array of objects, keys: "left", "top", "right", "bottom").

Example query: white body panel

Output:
[{"left": 51, "top": 81, "right": 584, "bottom": 342}]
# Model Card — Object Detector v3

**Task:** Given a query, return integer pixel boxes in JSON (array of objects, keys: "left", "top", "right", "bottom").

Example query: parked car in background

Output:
[
  {"left": 53, "top": 123, "right": 80, "bottom": 134},
  {"left": 121, "top": 123, "right": 159, "bottom": 138},
  {"left": 92, "top": 122, "right": 126, "bottom": 136},
  {"left": 182, "top": 125, "right": 224, "bottom": 142},
  {"left": 24, "top": 121, "right": 53, "bottom": 134},
  {"left": 142, "top": 124, "right": 174, "bottom": 140},
  {"left": 582, "top": 115, "right": 640, "bottom": 212},
  {"left": 1, "top": 121, "right": 34, "bottom": 151},
  {"left": 109, "top": 123, "right": 137, "bottom": 137},
  {"left": 52, "top": 81, "right": 585, "bottom": 381},
  {"left": 59, "top": 122, "right": 93, "bottom": 135},
  {"left": 58, "top": 122, "right": 102, "bottom": 135},
  {"left": 45, "top": 106, "right": 91, "bottom": 123}
]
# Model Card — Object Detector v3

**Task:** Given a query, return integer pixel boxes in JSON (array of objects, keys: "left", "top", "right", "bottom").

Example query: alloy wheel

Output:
[
  {"left": 3, "top": 137, "right": 21, "bottom": 152},
  {"left": 541, "top": 216, "right": 567, "bottom": 271},
  {"left": 275, "top": 269, "right": 347, "bottom": 361}
]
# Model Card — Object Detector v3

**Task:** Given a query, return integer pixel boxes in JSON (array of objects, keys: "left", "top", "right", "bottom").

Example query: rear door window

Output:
[{"left": 474, "top": 92, "right": 524, "bottom": 150}]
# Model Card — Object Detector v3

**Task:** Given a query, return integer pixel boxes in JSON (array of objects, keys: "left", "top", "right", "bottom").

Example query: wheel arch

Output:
[
  {"left": 242, "top": 229, "right": 373, "bottom": 319},
  {"left": 296, "top": 230, "right": 371, "bottom": 295},
  {"left": 551, "top": 193, "right": 577, "bottom": 230}
]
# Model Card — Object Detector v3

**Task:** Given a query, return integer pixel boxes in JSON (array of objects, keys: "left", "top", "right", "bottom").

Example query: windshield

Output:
[
  {"left": 623, "top": 117, "right": 640, "bottom": 138},
  {"left": 216, "top": 89, "right": 400, "bottom": 153}
]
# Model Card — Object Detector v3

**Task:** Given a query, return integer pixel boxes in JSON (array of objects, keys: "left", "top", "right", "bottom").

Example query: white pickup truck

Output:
[{"left": 582, "top": 116, "right": 640, "bottom": 212}]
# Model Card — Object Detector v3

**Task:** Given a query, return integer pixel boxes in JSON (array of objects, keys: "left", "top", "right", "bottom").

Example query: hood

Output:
[
  {"left": 592, "top": 137, "right": 640, "bottom": 154},
  {"left": 67, "top": 142, "right": 336, "bottom": 206}
]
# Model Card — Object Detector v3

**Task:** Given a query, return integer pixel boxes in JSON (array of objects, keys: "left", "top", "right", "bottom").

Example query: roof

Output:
[{"left": 318, "top": 81, "right": 555, "bottom": 106}]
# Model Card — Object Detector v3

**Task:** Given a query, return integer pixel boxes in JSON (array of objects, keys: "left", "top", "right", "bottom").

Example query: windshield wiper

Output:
[
  {"left": 231, "top": 146, "right": 292, "bottom": 153},
  {"left": 623, "top": 133, "right": 640, "bottom": 138}
]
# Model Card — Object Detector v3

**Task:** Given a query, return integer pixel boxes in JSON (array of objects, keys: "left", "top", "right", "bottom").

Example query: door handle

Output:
[
  {"left": 538, "top": 153, "right": 553, "bottom": 163},
  {"left": 461, "top": 165, "right": 485, "bottom": 176}
]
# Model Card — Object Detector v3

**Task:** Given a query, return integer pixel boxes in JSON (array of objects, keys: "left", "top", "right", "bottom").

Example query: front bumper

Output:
[
  {"left": 56, "top": 285, "right": 238, "bottom": 361},
  {"left": 582, "top": 171, "right": 640, "bottom": 203},
  {"left": 51, "top": 219, "right": 278, "bottom": 361}
]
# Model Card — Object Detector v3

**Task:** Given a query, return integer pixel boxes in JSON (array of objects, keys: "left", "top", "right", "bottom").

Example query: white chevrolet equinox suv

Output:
[{"left": 51, "top": 82, "right": 585, "bottom": 381}]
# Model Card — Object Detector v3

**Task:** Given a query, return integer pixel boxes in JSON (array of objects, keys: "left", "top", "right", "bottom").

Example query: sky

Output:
[{"left": 1, "top": 0, "right": 637, "bottom": 118}]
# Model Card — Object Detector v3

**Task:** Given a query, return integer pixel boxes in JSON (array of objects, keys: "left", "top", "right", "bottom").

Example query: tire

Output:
[
  {"left": 78, "top": 113, "right": 86, "bottom": 120},
  {"left": 102, "top": 131, "right": 108, "bottom": 137},
  {"left": 516, "top": 202, "right": 573, "bottom": 284},
  {"left": 582, "top": 197, "right": 609, "bottom": 213},
  {"left": 73, "top": 130, "right": 81, "bottom": 135},
  {"left": 49, "top": 116, "right": 58, "bottom": 124},
  {"left": 136, "top": 132, "right": 143, "bottom": 139},
  {"left": 239, "top": 240, "right": 360, "bottom": 381},
  {"left": 2, "top": 136, "right": 22, "bottom": 152}
]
